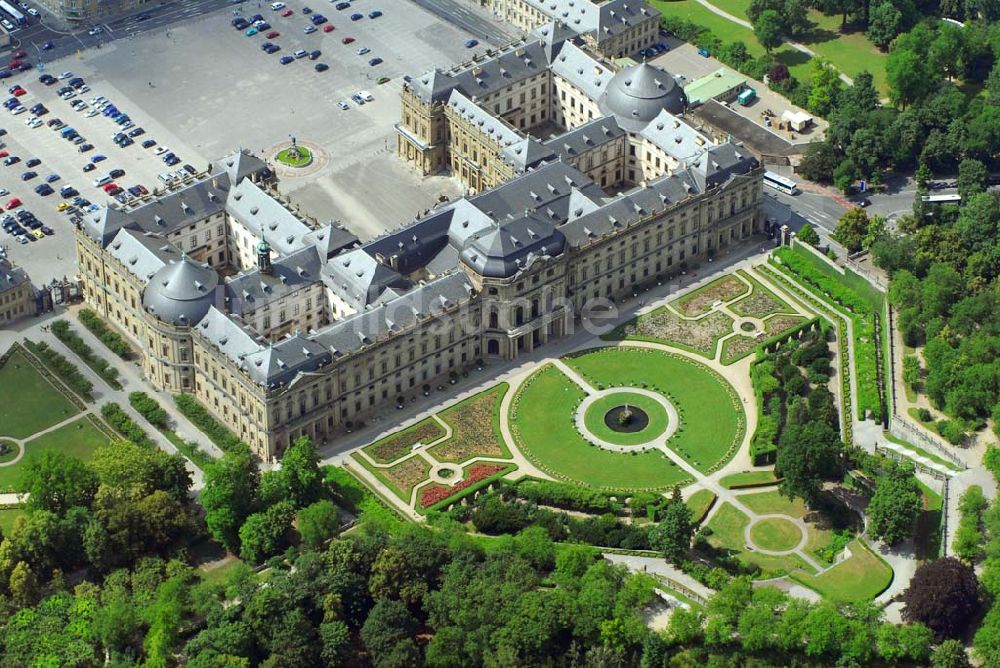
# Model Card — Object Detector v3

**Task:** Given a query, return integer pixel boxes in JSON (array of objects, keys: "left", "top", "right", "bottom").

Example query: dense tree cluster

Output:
[
  {"left": 880, "top": 195, "right": 1000, "bottom": 433},
  {"left": 866, "top": 460, "right": 922, "bottom": 545},
  {"left": 0, "top": 438, "right": 195, "bottom": 611},
  {"left": 202, "top": 436, "right": 325, "bottom": 563},
  {"left": 798, "top": 19, "right": 1000, "bottom": 193}
]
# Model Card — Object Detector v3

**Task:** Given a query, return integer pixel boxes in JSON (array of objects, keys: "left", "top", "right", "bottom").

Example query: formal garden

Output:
[
  {"left": 350, "top": 384, "right": 518, "bottom": 514},
  {"left": 608, "top": 269, "right": 812, "bottom": 365}
]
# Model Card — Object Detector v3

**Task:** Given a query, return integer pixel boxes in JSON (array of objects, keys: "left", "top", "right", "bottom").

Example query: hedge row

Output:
[
  {"left": 50, "top": 319, "right": 122, "bottom": 390},
  {"left": 772, "top": 248, "right": 883, "bottom": 420},
  {"left": 510, "top": 479, "right": 619, "bottom": 515},
  {"left": 23, "top": 339, "right": 94, "bottom": 401},
  {"left": 100, "top": 402, "right": 155, "bottom": 448},
  {"left": 128, "top": 391, "right": 168, "bottom": 429},
  {"left": 173, "top": 393, "right": 243, "bottom": 452},
  {"left": 78, "top": 309, "right": 131, "bottom": 358}
]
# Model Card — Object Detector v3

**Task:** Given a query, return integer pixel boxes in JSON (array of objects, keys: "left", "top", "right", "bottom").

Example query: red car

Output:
[
  {"left": 107, "top": 186, "right": 123, "bottom": 196},
  {"left": 341, "top": 36, "right": 354, "bottom": 44},
  {"left": 11, "top": 88, "right": 25, "bottom": 97},
  {"left": 102, "top": 182, "right": 117, "bottom": 193},
  {"left": 0, "top": 151, "right": 9, "bottom": 159},
  {"left": 6, "top": 197, "right": 21, "bottom": 209},
  {"left": 11, "top": 49, "right": 25, "bottom": 59},
  {"left": 8, "top": 60, "right": 22, "bottom": 70},
  {"left": 323, "top": 23, "right": 335, "bottom": 32},
  {"left": 266, "top": 30, "right": 280, "bottom": 38},
  {"left": 280, "top": 8, "right": 292, "bottom": 16}
]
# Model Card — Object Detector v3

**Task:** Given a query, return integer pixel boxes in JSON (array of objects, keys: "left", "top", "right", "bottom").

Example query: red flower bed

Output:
[{"left": 420, "top": 464, "right": 506, "bottom": 508}]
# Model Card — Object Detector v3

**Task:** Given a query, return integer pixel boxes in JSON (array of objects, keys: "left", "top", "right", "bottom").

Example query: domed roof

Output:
[
  {"left": 142, "top": 255, "right": 219, "bottom": 326},
  {"left": 598, "top": 62, "right": 687, "bottom": 132}
]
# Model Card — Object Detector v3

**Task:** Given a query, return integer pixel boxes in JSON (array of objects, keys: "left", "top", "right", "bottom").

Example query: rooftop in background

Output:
[{"left": 684, "top": 68, "right": 747, "bottom": 108}]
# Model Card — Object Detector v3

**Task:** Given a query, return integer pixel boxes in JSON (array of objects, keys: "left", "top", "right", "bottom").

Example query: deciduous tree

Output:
[{"left": 902, "top": 557, "right": 981, "bottom": 639}]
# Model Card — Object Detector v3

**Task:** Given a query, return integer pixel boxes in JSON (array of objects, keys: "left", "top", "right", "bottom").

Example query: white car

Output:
[
  {"left": 90, "top": 95, "right": 105, "bottom": 105},
  {"left": 0, "top": 188, "right": 9, "bottom": 196},
  {"left": 294, "top": 49, "right": 307, "bottom": 58},
  {"left": 78, "top": 85, "right": 90, "bottom": 94},
  {"left": 24, "top": 115, "right": 36, "bottom": 125},
  {"left": 0, "top": 19, "right": 12, "bottom": 31},
  {"left": 60, "top": 90, "right": 75, "bottom": 99},
  {"left": 359, "top": 90, "right": 373, "bottom": 101},
  {"left": 154, "top": 146, "right": 169, "bottom": 156},
  {"left": 270, "top": 1, "right": 286, "bottom": 9},
  {"left": 303, "top": 25, "right": 316, "bottom": 33},
  {"left": 357, "top": 47, "right": 370, "bottom": 55},
  {"left": 26, "top": 8, "right": 38, "bottom": 16},
  {"left": 58, "top": 71, "right": 72, "bottom": 79},
  {"left": 87, "top": 27, "right": 101, "bottom": 35},
  {"left": 337, "top": 100, "right": 349, "bottom": 110},
  {"left": 10, "top": 106, "right": 25, "bottom": 115},
  {"left": 84, "top": 109, "right": 99, "bottom": 117}
]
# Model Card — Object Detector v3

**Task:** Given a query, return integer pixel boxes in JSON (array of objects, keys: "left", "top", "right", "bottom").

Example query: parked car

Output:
[
  {"left": 315, "top": 62, "right": 329, "bottom": 72},
  {"left": 350, "top": 12, "right": 362, "bottom": 20},
  {"left": 341, "top": 36, "right": 355, "bottom": 44},
  {"left": 303, "top": 24, "right": 316, "bottom": 33},
  {"left": 464, "top": 39, "right": 478, "bottom": 48},
  {"left": 368, "top": 10, "right": 382, "bottom": 18},
  {"left": 323, "top": 23, "right": 334, "bottom": 32},
  {"left": 280, "top": 55, "right": 294, "bottom": 64},
  {"left": 368, "top": 57, "right": 382, "bottom": 66}
]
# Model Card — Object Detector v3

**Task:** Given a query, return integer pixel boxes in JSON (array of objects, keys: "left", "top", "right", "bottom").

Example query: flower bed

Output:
[
  {"left": 419, "top": 463, "right": 506, "bottom": 508},
  {"left": 612, "top": 309, "right": 732, "bottom": 357},
  {"left": 673, "top": 275, "right": 748, "bottom": 316},
  {"left": 380, "top": 456, "right": 432, "bottom": 501},
  {"left": 720, "top": 334, "right": 758, "bottom": 365},
  {"left": 765, "top": 314, "right": 807, "bottom": 335},
  {"left": 731, "top": 281, "right": 791, "bottom": 318},
  {"left": 428, "top": 384, "right": 509, "bottom": 463},
  {"left": 364, "top": 418, "right": 445, "bottom": 464}
]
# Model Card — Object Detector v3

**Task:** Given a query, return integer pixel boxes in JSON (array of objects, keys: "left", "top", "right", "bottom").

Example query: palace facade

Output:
[{"left": 76, "top": 25, "right": 762, "bottom": 462}]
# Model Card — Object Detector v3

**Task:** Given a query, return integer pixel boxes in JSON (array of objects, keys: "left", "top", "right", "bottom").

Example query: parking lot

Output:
[{"left": 2, "top": 0, "right": 487, "bottom": 283}]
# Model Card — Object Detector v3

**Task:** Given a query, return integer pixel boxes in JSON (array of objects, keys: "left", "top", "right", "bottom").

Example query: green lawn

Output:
[
  {"left": 275, "top": 146, "right": 312, "bottom": 167},
  {"left": 583, "top": 391, "right": 670, "bottom": 446},
  {"left": 791, "top": 539, "right": 893, "bottom": 602},
  {"left": 0, "top": 416, "right": 111, "bottom": 492},
  {"left": 0, "top": 507, "right": 25, "bottom": 536},
  {"left": 0, "top": 440, "right": 20, "bottom": 464},
  {"left": 686, "top": 488, "right": 717, "bottom": 524},
  {"left": 512, "top": 365, "right": 690, "bottom": 491},
  {"left": 914, "top": 480, "right": 943, "bottom": 560},
  {"left": 749, "top": 517, "right": 802, "bottom": 551},
  {"left": 801, "top": 11, "right": 888, "bottom": 94},
  {"left": 707, "top": 502, "right": 816, "bottom": 576},
  {"left": 719, "top": 469, "right": 779, "bottom": 488},
  {"left": 651, "top": 0, "right": 813, "bottom": 82},
  {"left": 738, "top": 490, "right": 837, "bottom": 561},
  {"left": 0, "top": 350, "right": 81, "bottom": 439},
  {"left": 566, "top": 348, "right": 744, "bottom": 473}
]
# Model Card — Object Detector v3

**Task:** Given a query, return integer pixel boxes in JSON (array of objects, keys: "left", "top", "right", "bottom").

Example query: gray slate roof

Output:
[
  {"left": 82, "top": 174, "right": 231, "bottom": 247},
  {"left": 215, "top": 149, "right": 269, "bottom": 185},
  {"left": 106, "top": 229, "right": 180, "bottom": 282},
  {"left": 0, "top": 258, "right": 28, "bottom": 293},
  {"left": 542, "top": 115, "right": 624, "bottom": 160},
  {"left": 322, "top": 248, "right": 408, "bottom": 312},
  {"left": 598, "top": 61, "right": 687, "bottom": 132},
  {"left": 522, "top": 0, "right": 659, "bottom": 41},
  {"left": 302, "top": 224, "right": 359, "bottom": 259},
  {"left": 549, "top": 40, "right": 613, "bottom": 100},
  {"left": 639, "top": 109, "right": 710, "bottom": 162},
  {"left": 242, "top": 334, "right": 331, "bottom": 388},
  {"left": 225, "top": 246, "right": 324, "bottom": 316},
  {"left": 227, "top": 179, "right": 313, "bottom": 257},
  {"left": 312, "top": 272, "right": 474, "bottom": 357},
  {"left": 142, "top": 255, "right": 220, "bottom": 326}
]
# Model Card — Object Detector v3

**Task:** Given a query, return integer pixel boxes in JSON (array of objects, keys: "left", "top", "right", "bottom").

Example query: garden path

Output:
[
  {"left": 4, "top": 313, "right": 208, "bottom": 488},
  {"left": 689, "top": 0, "right": 855, "bottom": 85}
]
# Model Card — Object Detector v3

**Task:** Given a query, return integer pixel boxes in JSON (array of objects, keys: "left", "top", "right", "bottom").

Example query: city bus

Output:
[
  {"left": 0, "top": 1, "right": 25, "bottom": 27},
  {"left": 763, "top": 170, "right": 798, "bottom": 195},
  {"left": 921, "top": 194, "right": 962, "bottom": 205}
]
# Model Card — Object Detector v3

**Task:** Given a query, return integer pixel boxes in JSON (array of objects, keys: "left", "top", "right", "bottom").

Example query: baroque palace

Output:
[{"left": 75, "top": 6, "right": 763, "bottom": 462}]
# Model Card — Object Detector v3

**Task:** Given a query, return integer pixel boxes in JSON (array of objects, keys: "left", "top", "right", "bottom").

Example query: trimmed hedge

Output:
[
  {"left": 511, "top": 479, "right": 619, "bottom": 514},
  {"left": 129, "top": 391, "right": 168, "bottom": 429},
  {"left": 78, "top": 309, "right": 131, "bottom": 358},
  {"left": 174, "top": 393, "right": 243, "bottom": 452},
  {"left": 100, "top": 402, "right": 155, "bottom": 448},
  {"left": 50, "top": 319, "right": 122, "bottom": 390},
  {"left": 23, "top": 339, "right": 94, "bottom": 401}
]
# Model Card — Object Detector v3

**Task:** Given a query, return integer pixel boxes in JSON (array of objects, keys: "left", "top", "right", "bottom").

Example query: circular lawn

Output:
[
  {"left": 749, "top": 517, "right": 803, "bottom": 552},
  {"left": 276, "top": 146, "right": 313, "bottom": 167},
  {"left": 510, "top": 347, "right": 746, "bottom": 491}
]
